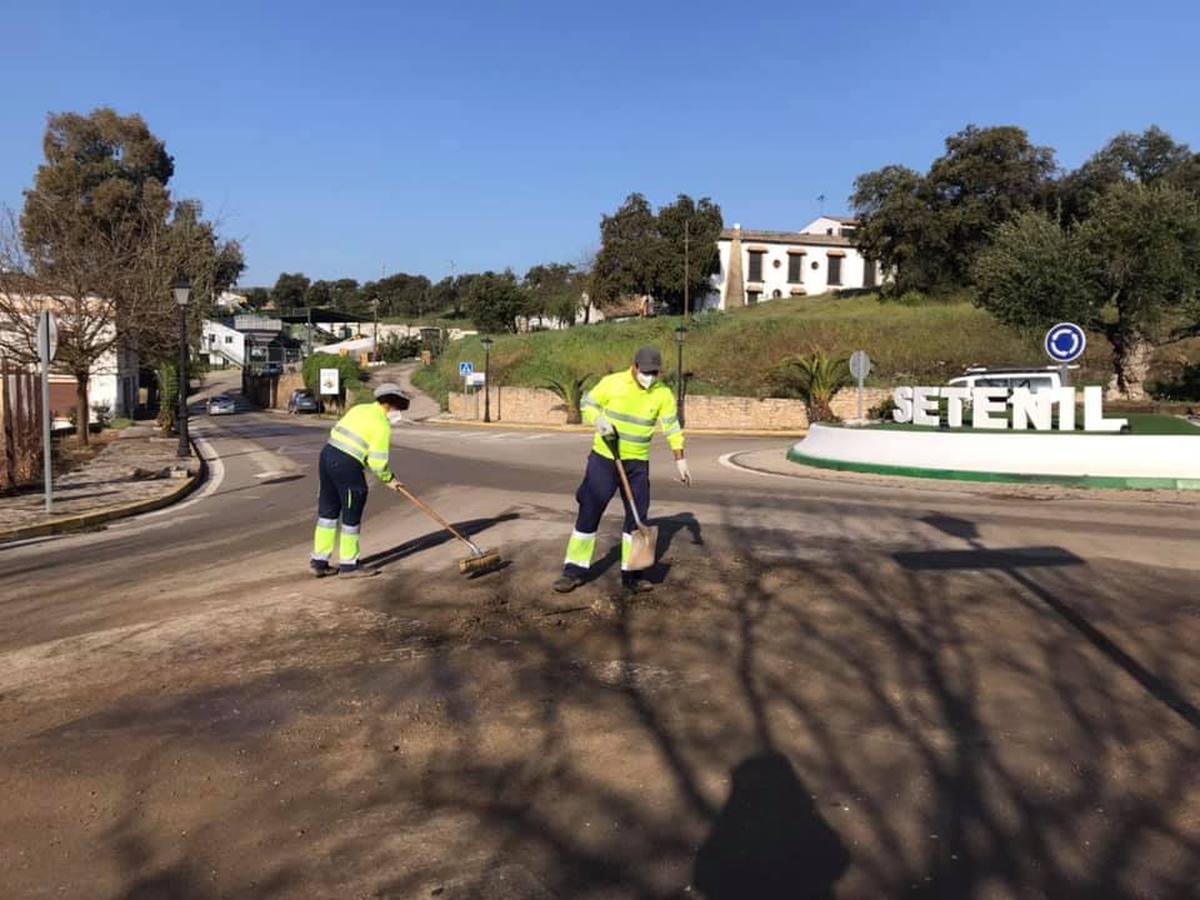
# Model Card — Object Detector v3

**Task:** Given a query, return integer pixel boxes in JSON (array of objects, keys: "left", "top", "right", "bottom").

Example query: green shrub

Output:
[{"left": 301, "top": 353, "right": 366, "bottom": 398}]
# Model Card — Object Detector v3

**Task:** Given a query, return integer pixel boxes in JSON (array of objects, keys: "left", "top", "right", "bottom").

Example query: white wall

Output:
[
  {"left": 795, "top": 423, "right": 1200, "bottom": 480},
  {"left": 203, "top": 320, "right": 246, "bottom": 367}
]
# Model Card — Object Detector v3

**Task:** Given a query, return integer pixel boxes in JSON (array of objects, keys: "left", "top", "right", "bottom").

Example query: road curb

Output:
[
  {"left": 0, "top": 445, "right": 207, "bottom": 545},
  {"left": 426, "top": 418, "right": 807, "bottom": 438}
]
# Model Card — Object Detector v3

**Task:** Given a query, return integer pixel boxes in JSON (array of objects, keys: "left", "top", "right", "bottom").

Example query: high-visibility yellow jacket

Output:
[
  {"left": 582, "top": 369, "right": 685, "bottom": 461},
  {"left": 327, "top": 402, "right": 395, "bottom": 483}
]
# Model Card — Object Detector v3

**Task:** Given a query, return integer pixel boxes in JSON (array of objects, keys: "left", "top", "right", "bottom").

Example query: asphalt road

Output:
[{"left": 1, "top": 379, "right": 1198, "bottom": 898}]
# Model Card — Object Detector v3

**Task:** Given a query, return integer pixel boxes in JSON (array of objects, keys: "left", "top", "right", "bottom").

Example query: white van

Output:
[{"left": 947, "top": 366, "right": 1072, "bottom": 394}]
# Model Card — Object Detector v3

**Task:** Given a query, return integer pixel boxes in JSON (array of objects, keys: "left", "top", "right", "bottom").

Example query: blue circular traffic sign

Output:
[{"left": 1044, "top": 322, "right": 1086, "bottom": 363}]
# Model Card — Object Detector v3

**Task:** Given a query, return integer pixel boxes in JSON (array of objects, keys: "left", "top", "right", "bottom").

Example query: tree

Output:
[
  {"left": 361, "top": 272, "right": 431, "bottom": 318},
  {"left": 305, "top": 280, "right": 333, "bottom": 308},
  {"left": 464, "top": 270, "right": 531, "bottom": 333},
  {"left": 428, "top": 276, "right": 462, "bottom": 318},
  {"left": 851, "top": 125, "right": 1056, "bottom": 293},
  {"left": 272, "top": 272, "right": 310, "bottom": 308},
  {"left": 524, "top": 262, "right": 585, "bottom": 327},
  {"left": 330, "top": 278, "right": 364, "bottom": 314},
  {"left": 1059, "top": 126, "right": 1200, "bottom": 222},
  {"left": 243, "top": 287, "right": 271, "bottom": 309},
  {"left": 591, "top": 193, "right": 659, "bottom": 308},
  {"left": 851, "top": 165, "right": 935, "bottom": 294},
  {"left": 654, "top": 194, "right": 723, "bottom": 314},
  {"left": 12, "top": 109, "right": 175, "bottom": 443},
  {"left": 591, "top": 192, "right": 724, "bottom": 312},
  {"left": 974, "top": 184, "right": 1200, "bottom": 400}
]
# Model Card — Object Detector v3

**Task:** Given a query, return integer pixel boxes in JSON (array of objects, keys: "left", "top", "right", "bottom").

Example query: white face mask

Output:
[
  {"left": 386, "top": 410, "right": 404, "bottom": 425},
  {"left": 636, "top": 371, "right": 656, "bottom": 389}
]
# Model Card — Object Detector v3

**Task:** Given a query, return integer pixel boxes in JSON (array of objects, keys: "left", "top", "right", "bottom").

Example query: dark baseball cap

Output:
[{"left": 634, "top": 346, "right": 663, "bottom": 372}]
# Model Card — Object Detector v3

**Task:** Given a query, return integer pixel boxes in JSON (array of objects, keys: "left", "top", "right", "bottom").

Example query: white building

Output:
[
  {"left": 707, "top": 217, "right": 881, "bottom": 310},
  {"left": 202, "top": 319, "right": 247, "bottom": 368},
  {"left": 0, "top": 295, "right": 139, "bottom": 421}
]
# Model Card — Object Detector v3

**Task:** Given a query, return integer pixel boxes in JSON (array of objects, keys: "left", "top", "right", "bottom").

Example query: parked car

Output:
[
  {"left": 207, "top": 394, "right": 237, "bottom": 416},
  {"left": 287, "top": 389, "right": 320, "bottom": 414}
]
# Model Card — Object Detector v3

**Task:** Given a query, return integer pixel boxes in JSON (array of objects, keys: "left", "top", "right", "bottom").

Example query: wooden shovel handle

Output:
[{"left": 603, "top": 432, "right": 646, "bottom": 531}]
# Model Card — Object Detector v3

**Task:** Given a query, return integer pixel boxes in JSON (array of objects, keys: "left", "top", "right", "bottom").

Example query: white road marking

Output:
[{"left": 717, "top": 451, "right": 794, "bottom": 479}]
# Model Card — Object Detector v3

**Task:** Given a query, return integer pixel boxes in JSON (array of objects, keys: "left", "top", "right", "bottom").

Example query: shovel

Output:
[{"left": 605, "top": 432, "right": 658, "bottom": 571}]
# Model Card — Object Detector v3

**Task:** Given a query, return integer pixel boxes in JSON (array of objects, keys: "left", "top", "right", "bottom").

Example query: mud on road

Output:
[{"left": 1, "top": 523, "right": 1198, "bottom": 899}]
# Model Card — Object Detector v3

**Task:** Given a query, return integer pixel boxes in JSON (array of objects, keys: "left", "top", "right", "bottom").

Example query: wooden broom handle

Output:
[{"left": 390, "top": 482, "right": 475, "bottom": 549}]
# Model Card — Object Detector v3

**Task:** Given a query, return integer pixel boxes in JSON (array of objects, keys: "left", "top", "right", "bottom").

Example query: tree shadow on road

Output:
[{"left": 17, "top": 499, "right": 1200, "bottom": 898}]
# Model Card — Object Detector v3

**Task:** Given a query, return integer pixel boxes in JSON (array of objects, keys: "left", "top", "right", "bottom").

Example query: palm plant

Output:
[
  {"left": 543, "top": 367, "right": 597, "bottom": 424},
  {"left": 771, "top": 352, "right": 852, "bottom": 423}
]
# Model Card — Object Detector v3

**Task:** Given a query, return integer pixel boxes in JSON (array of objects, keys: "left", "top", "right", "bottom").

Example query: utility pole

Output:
[{"left": 684, "top": 221, "right": 690, "bottom": 321}]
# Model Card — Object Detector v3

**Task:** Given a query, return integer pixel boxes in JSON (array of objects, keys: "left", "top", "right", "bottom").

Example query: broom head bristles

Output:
[{"left": 459, "top": 549, "right": 503, "bottom": 575}]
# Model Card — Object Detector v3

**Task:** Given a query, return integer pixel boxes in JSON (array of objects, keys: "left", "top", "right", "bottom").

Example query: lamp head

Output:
[{"left": 174, "top": 278, "right": 192, "bottom": 308}]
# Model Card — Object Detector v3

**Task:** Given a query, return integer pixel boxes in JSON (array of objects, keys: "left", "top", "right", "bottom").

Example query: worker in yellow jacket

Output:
[
  {"left": 554, "top": 346, "right": 690, "bottom": 594},
  {"left": 310, "top": 383, "right": 409, "bottom": 578}
]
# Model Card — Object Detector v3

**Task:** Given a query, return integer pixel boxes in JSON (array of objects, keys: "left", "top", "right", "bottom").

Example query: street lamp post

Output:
[
  {"left": 373, "top": 295, "right": 380, "bottom": 362},
  {"left": 674, "top": 325, "right": 687, "bottom": 427},
  {"left": 481, "top": 336, "right": 494, "bottom": 423},
  {"left": 174, "top": 279, "right": 191, "bottom": 458}
]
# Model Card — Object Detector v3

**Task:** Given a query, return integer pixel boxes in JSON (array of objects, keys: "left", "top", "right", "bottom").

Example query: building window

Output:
[
  {"left": 863, "top": 259, "right": 877, "bottom": 288},
  {"left": 787, "top": 255, "right": 804, "bottom": 284},
  {"left": 226, "top": 335, "right": 234, "bottom": 344},
  {"left": 771, "top": 289, "right": 782, "bottom": 299},
  {"left": 840, "top": 227, "right": 856, "bottom": 238},
  {"left": 747, "top": 251, "right": 764, "bottom": 282},
  {"left": 828, "top": 256, "right": 843, "bottom": 286},
  {"left": 747, "top": 291, "right": 761, "bottom": 305}
]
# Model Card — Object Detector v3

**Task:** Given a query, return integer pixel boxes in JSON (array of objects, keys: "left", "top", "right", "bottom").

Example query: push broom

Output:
[{"left": 390, "top": 482, "right": 505, "bottom": 576}]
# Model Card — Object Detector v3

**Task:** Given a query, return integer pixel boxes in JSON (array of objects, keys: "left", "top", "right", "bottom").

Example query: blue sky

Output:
[{"left": 2, "top": 0, "right": 1198, "bottom": 286}]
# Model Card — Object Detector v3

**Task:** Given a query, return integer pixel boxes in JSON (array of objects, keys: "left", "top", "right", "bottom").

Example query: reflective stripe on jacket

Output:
[
  {"left": 581, "top": 369, "right": 684, "bottom": 461},
  {"left": 327, "top": 402, "right": 395, "bottom": 483}
]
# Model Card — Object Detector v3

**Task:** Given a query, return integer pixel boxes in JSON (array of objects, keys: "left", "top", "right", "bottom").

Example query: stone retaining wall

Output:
[{"left": 448, "top": 386, "right": 893, "bottom": 430}]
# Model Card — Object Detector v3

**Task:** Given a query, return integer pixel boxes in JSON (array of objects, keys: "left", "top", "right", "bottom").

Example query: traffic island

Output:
[
  {"left": 0, "top": 423, "right": 203, "bottom": 543},
  {"left": 787, "top": 421, "right": 1200, "bottom": 491}
]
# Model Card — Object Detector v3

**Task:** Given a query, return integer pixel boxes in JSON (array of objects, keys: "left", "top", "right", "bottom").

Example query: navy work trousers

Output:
[
  {"left": 563, "top": 451, "right": 650, "bottom": 578},
  {"left": 317, "top": 444, "right": 369, "bottom": 528}
]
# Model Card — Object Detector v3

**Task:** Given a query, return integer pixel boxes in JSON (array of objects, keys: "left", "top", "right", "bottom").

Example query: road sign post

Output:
[
  {"left": 849, "top": 350, "right": 872, "bottom": 423},
  {"left": 37, "top": 311, "right": 57, "bottom": 513}
]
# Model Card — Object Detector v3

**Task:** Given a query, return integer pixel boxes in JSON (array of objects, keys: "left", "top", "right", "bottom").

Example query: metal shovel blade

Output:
[{"left": 627, "top": 524, "right": 658, "bottom": 571}]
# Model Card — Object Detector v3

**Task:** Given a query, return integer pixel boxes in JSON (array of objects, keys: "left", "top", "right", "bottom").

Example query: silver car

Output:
[{"left": 206, "top": 394, "right": 237, "bottom": 416}]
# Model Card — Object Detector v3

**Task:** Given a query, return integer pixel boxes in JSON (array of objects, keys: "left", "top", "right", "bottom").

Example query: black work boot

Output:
[
  {"left": 622, "top": 576, "right": 654, "bottom": 594},
  {"left": 310, "top": 560, "right": 334, "bottom": 578},
  {"left": 338, "top": 564, "right": 379, "bottom": 578},
  {"left": 553, "top": 572, "right": 585, "bottom": 593}
]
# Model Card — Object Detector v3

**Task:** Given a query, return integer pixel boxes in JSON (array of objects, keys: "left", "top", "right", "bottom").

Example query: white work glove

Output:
[
  {"left": 676, "top": 458, "right": 692, "bottom": 486},
  {"left": 595, "top": 414, "right": 615, "bottom": 438}
]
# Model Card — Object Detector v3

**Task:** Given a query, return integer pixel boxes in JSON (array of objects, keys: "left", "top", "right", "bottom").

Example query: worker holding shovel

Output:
[{"left": 554, "top": 346, "right": 691, "bottom": 595}]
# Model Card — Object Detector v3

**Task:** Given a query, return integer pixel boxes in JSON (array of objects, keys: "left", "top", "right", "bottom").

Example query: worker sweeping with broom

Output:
[
  {"left": 310, "top": 383, "right": 410, "bottom": 578},
  {"left": 554, "top": 346, "right": 691, "bottom": 595}
]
